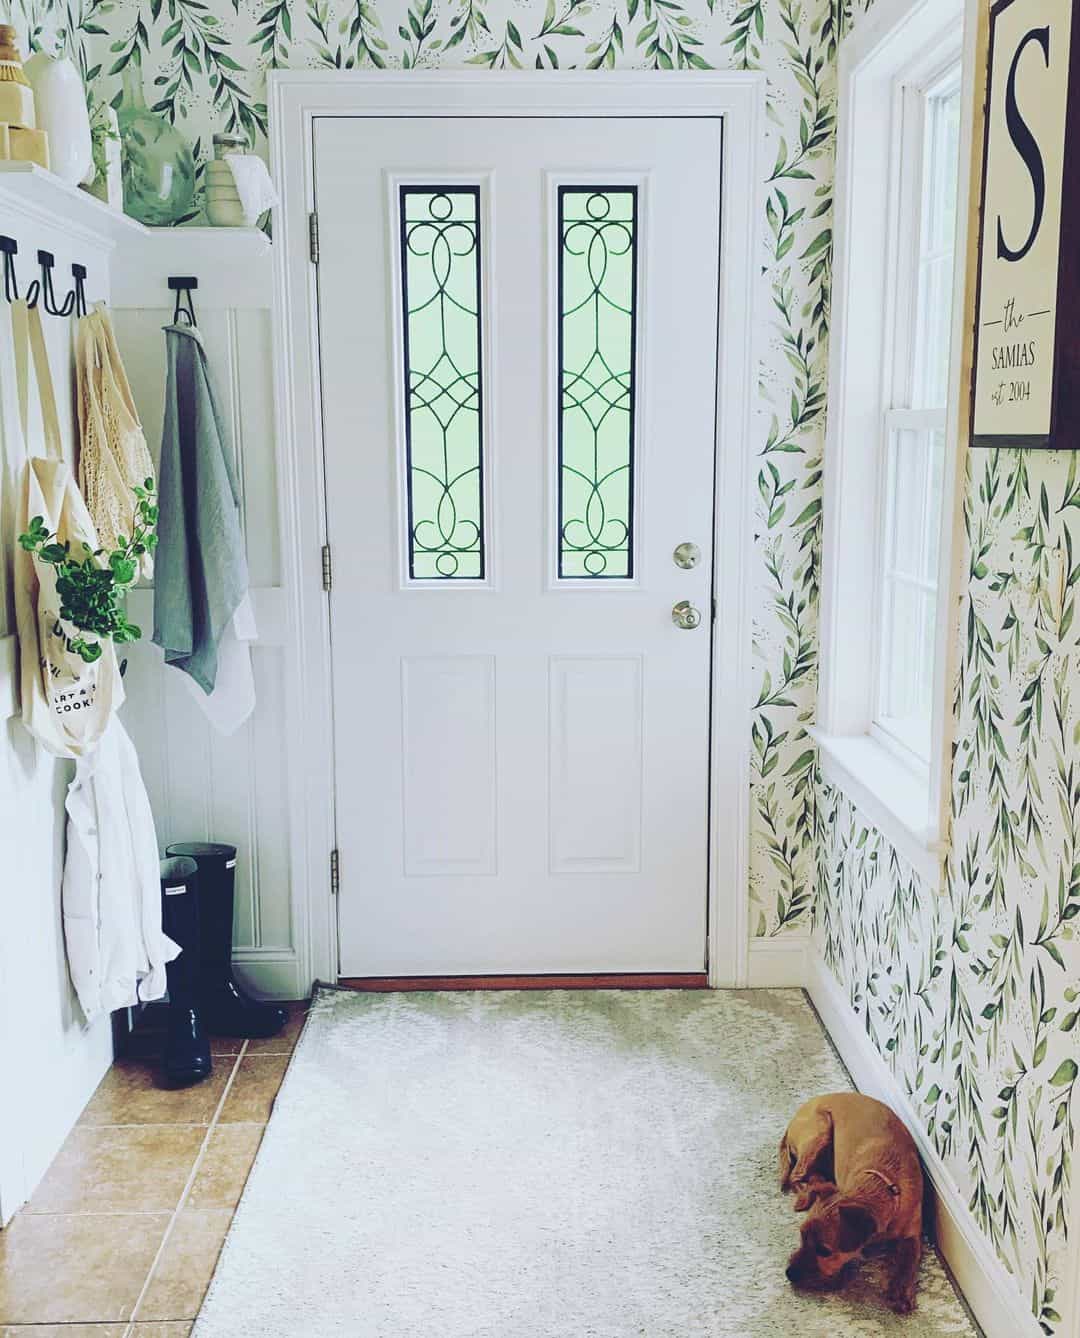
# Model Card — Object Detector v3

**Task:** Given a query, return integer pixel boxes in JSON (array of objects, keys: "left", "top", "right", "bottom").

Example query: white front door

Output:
[{"left": 316, "top": 115, "right": 722, "bottom": 977}]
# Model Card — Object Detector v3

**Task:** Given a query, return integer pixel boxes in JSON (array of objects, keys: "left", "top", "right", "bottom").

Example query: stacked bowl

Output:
[{"left": 205, "top": 134, "right": 246, "bottom": 226}]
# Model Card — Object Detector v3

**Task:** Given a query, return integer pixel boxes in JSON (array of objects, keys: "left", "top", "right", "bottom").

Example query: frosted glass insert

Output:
[
  {"left": 400, "top": 187, "right": 485, "bottom": 580},
  {"left": 557, "top": 187, "right": 638, "bottom": 580}
]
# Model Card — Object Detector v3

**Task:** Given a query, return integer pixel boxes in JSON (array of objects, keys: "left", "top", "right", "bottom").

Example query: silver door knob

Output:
[{"left": 672, "top": 600, "right": 702, "bottom": 630}]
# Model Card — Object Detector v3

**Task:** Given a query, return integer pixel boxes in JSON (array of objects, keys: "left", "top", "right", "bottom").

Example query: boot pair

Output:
[{"left": 159, "top": 843, "right": 287, "bottom": 1087}]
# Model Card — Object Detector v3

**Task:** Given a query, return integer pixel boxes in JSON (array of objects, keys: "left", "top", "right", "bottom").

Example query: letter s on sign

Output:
[{"left": 997, "top": 25, "right": 1050, "bottom": 263}]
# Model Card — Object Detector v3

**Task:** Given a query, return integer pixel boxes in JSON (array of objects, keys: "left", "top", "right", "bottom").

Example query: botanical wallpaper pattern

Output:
[
  {"left": 815, "top": 448, "right": 1080, "bottom": 1334},
  {"left": 5, "top": 0, "right": 1079, "bottom": 1328},
  {"left": 4, "top": 0, "right": 876, "bottom": 943}
]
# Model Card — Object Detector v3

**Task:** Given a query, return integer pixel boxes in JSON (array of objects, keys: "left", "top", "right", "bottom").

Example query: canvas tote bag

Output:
[{"left": 11, "top": 299, "right": 122, "bottom": 758}]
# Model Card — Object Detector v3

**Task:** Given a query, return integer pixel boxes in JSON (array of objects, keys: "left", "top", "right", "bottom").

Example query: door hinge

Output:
[
  {"left": 321, "top": 543, "right": 332, "bottom": 592},
  {"left": 308, "top": 210, "right": 320, "bottom": 265},
  {"left": 330, "top": 848, "right": 340, "bottom": 897},
  {"left": 712, "top": 598, "right": 717, "bottom": 623}
]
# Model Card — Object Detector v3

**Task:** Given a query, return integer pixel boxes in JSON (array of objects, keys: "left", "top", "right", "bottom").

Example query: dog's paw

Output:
[{"left": 887, "top": 1292, "right": 916, "bottom": 1315}]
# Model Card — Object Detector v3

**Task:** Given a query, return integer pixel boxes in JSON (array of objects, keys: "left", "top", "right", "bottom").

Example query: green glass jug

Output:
[{"left": 117, "top": 61, "right": 195, "bottom": 226}]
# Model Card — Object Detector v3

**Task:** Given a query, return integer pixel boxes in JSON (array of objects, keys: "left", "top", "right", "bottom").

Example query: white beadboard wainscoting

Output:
[{"left": 112, "top": 283, "right": 302, "bottom": 1003}]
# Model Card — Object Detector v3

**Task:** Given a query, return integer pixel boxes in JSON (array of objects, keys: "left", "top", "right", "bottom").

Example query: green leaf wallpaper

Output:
[
  {"left": 816, "top": 448, "right": 1080, "bottom": 1333},
  {"left": 7, "top": 0, "right": 1079, "bottom": 1326}
]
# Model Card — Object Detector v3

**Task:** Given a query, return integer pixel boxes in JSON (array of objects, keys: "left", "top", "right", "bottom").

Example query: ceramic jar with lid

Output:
[{"left": 205, "top": 132, "right": 247, "bottom": 227}]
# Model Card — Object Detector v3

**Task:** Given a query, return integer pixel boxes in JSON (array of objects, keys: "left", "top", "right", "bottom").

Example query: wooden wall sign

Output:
[{"left": 972, "top": 0, "right": 1080, "bottom": 448}]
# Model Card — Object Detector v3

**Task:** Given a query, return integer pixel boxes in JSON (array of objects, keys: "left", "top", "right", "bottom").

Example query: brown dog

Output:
[{"left": 779, "top": 1092, "right": 924, "bottom": 1313}]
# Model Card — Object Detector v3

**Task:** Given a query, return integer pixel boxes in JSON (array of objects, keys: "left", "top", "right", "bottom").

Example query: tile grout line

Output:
[
  {"left": 72, "top": 1118, "right": 271, "bottom": 1131},
  {"left": 121, "top": 1041, "right": 250, "bottom": 1338}
]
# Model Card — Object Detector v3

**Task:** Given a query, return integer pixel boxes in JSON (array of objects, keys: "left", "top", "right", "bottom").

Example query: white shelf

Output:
[
  {"left": 0, "top": 161, "right": 272, "bottom": 309},
  {"left": 0, "top": 160, "right": 148, "bottom": 246}
]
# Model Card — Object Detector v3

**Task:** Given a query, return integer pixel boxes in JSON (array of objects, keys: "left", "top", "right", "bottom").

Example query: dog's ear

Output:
[{"left": 836, "top": 1204, "right": 877, "bottom": 1252}]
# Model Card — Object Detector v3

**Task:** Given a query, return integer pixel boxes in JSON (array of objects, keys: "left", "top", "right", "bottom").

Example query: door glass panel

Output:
[
  {"left": 399, "top": 186, "right": 485, "bottom": 580},
  {"left": 557, "top": 186, "right": 638, "bottom": 580}
]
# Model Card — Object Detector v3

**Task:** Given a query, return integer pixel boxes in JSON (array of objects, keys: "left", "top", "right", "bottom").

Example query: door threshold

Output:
[{"left": 337, "top": 973, "right": 709, "bottom": 992}]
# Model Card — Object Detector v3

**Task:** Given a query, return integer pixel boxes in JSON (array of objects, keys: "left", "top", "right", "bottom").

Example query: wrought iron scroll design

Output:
[
  {"left": 557, "top": 187, "right": 638, "bottom": 580},
  {"left": 400, "top": 187, "right": 485, "bottom": 580}
]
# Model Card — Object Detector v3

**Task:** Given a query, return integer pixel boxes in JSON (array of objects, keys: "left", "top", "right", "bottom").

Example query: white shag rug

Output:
[{"left": 193, "top": 988, "right": 978, "bottom": 1338}]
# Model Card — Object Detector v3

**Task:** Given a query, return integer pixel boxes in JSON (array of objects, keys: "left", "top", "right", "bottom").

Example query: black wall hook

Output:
[
  {"left": 168, "top": 275, "right": 198, "bottom": 326},
  {"left": 0, "top": 236, "right": 18, "bottom": 302},
  {"left": 1, "top": 239, "right": 90, "bottom": 317},
  {"left": 72, "top": 263, "right": 88, "bottom": 318},
  {"left": 27, "top": 250, "right": 76, "bottom": 317}
]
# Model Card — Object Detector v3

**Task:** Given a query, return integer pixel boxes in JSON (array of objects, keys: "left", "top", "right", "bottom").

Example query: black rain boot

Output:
[
  {"left": 165, "top": 842, "right": 287, "bottom": 1039},
  {"left": 160, "top": 857, "right": 213, "bottom": 1087}
]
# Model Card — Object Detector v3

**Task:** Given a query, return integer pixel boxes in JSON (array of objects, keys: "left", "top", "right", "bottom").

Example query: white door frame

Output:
[{"left": 267, "top": 70, "right": 765, "bottom": 990}]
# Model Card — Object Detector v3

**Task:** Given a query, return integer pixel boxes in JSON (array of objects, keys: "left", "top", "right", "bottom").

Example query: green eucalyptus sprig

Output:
[{"left": 18, "top": 480, "right": 159, "bottom": 664}]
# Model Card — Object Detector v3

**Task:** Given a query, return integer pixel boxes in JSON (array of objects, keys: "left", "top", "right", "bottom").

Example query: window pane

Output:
[
  {"left": 558, "top": 187, "right": 638, "bottom": 580},
  {"left": 876, "top": 425, "right": 944, "bottom": 764},
  {"left": 400, "top": 187, "right": 485, "bottom": 580},
  {"left": 888, "top": 428, "right": 930, "bottom": 579},
  {"left": 879, "top": 583, "right": 935, "bottom": 762},
  {"left": 912, "top": 81, "right": 962, "bottom": 410},
  {"left": 917, "top": 254, "right": 955, "bottom": 409},
  {"left": 924, "top": 426, "right": 945, "bottom": 581},
  {"left": 927, "top": 83, "right": 961, "bottom": 253}
]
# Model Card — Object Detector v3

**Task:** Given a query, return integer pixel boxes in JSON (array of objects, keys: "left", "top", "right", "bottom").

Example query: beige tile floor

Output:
[{"left": 0, "top": 1001, "right": 309, "bottom": 1337}]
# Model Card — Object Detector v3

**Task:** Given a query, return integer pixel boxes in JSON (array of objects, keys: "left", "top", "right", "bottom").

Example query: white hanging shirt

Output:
[{"left": 62, "top": 704, "right": 179, "bottom": 1020}]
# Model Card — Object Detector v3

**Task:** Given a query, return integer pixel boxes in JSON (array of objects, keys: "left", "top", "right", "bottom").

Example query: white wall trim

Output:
[
  {"left": 268, "top": 71, "right": 765, "bottom": 991},
  {"left": 746, "top": 936, "right": 807, "bottom": 987},
  {"left": 806, "top": 950, "right": 1043, "bottom": 1338},
  {"left": 232, "top": 948, "right": 304, "bottom": 1002}
]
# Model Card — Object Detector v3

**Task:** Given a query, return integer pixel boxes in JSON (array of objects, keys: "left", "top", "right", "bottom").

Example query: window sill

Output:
[{"left": 809, "top": 727, "right": 946, "bottom": 888}]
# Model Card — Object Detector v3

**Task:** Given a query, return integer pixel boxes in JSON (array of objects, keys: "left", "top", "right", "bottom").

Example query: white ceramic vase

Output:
[{"left": 24, "top": 53, "right": 91, "bottom": 185}]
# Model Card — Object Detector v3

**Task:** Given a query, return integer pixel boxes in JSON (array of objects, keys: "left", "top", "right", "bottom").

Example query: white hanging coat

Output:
[{"left": 63, "top": 716, "right": 177, "bottom": 1015}]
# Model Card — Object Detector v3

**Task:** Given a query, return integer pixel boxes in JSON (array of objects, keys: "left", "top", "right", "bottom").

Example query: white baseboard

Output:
[
  {"left": 232, "top": 948, "right": 305, "bottom": 1001},
  {"left": 746, "top": 936, "right": 808, "bottom": 986},
  {"left": 805, "top": 950, "right": 1042, "bottom": 1338}
]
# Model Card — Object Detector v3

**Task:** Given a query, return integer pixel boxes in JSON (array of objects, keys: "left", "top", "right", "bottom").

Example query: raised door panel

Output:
[
  {"left": 549, "top": 656, "right": 643, "bottom": 874},
  {"left": 401, "top": 655, "right": 497, "bottom": 877}
]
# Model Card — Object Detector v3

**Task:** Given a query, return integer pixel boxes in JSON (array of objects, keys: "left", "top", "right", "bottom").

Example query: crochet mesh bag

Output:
[{"left": 77, "top": 304, "right": 155, "bottom": 578}]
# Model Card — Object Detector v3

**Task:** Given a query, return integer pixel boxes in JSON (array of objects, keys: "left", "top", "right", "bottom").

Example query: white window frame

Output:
[
  {"left": 872, "top": 57, "right": 961, "bottom": 769},
  {"left": 815, "top": 0, "right": 976, "bottom": 887}
]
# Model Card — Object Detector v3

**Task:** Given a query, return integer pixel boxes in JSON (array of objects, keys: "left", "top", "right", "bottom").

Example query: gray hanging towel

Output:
[{"left": 153, "top": 322, "right": 248, "bottom": 694}]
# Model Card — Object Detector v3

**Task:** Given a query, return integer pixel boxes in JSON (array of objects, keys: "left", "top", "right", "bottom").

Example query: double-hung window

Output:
[
  {"left": 816, "top": 0, "right": 972, "bottom": 884},
  {"left": 877, "top": 69, "right": 962, "bottom": 765}
]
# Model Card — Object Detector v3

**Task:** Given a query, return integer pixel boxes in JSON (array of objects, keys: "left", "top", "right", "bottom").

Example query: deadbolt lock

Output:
[{"left": 673, "top": 542, "right": 701, "bottom": 570}]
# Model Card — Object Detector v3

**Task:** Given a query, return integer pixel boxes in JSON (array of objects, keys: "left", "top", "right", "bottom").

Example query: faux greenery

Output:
[
  {"left": 18, "top": 480, "right": 159, "bottom": 664},
  {"left": 89, "top": 104, "right": 121, "bottom": 186}
]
